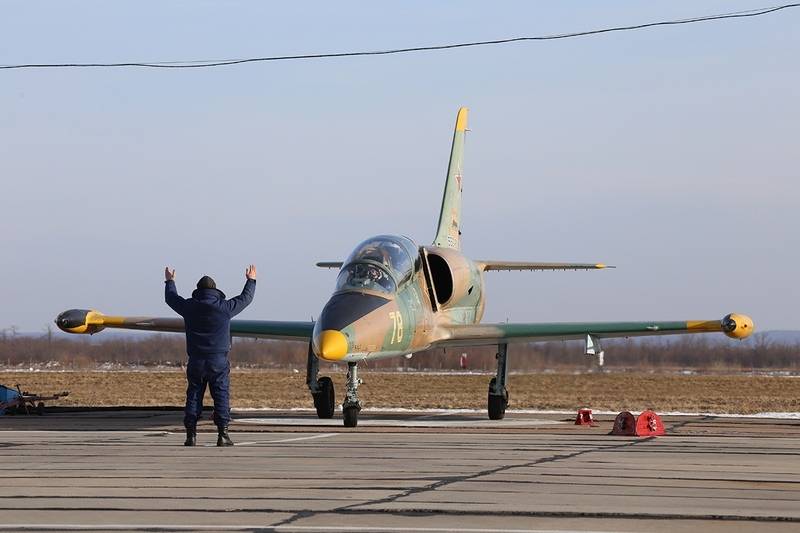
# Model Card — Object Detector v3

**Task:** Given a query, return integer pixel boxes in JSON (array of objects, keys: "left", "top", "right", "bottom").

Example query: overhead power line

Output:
[{"left": 1, "top": 3, "right": 798, "bottom": 70}]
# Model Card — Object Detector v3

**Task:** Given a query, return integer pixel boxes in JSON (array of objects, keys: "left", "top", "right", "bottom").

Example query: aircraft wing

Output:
[
  {"left": 55, "top": 309, "right": 314, "bottom": 341},
  {"left": 476, "top": 261, "right": 612, "bottom": 271},
  {"left": 435, "top": 313, "right": 753, "bottom": 347}
]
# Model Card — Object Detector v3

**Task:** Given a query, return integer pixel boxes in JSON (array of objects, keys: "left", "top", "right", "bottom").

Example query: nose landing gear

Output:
[{"left": 343, "top": 362, "right": 362, "bottom": 427}]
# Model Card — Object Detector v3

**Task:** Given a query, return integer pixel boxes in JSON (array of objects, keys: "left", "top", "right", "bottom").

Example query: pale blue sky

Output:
[{"left": 1, "top": 2, "right": 798, "bottom": 333}]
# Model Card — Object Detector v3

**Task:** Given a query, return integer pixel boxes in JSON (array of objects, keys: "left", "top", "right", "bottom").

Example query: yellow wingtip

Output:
[
  {"left": 456, "top": 107, "right": 468, "bottom": 131},
  {"left": 723, "top": 313, "right": 755, "bottom": 339},
  {"left": 55, "top": 309, "right": 107, "bottom": 334}
]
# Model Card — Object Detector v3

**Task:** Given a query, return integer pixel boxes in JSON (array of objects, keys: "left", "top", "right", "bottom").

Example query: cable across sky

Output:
[{"left": 1, "top": 3, "right": 798, "bottom": 70}]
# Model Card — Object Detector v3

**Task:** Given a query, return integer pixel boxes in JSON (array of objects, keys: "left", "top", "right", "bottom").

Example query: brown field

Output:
[{"left": 2, "top": 370, "right": 799, "bottom": 414}]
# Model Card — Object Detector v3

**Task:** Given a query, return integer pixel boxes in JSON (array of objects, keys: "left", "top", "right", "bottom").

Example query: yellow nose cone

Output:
[{"left": 319, "top": 330, "right": 348, "bottom": 361}]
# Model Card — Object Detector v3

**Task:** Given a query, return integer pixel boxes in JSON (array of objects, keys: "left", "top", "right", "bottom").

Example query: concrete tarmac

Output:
[{"left": 1, "top": 409, "right": 799, "bottom": 532}]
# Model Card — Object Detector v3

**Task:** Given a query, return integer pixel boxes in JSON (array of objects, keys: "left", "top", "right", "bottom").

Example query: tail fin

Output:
[{"left": 433, "top": 107, "right": 468, "bottom": 250}]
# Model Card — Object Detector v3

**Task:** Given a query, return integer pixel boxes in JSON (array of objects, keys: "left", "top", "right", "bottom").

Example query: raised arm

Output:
[
  {"left": 225, "top": 264, "right": 257, "bottom": 317},
  {"left": 164, "top": 267, "right": 187, "bottom": 316}
]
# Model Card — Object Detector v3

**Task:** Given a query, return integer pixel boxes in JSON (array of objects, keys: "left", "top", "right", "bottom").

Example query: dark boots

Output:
[
  {"left": 217, "top": 426, "right": 234, "bottom": 447},
  {"left": 184, "top": 427, "right": 233, "bottom": 447},
  {"left": 184, "top": 428, "right": 196, "bottom": 447}
]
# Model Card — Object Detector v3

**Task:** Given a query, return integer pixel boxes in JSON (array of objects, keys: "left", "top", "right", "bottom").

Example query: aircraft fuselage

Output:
[{"left": 311, "top": 235, "right": 485, "bottom": 362}]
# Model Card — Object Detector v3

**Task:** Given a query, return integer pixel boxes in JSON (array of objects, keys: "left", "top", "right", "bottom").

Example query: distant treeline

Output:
[{"left": 0, "top": 331, "right": 797, "bottom": 371}]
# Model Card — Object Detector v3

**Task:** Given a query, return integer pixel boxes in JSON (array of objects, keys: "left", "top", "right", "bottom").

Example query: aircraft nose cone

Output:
[
  {"left": 317, "top": 330, "right": 349, "bottom": 361},
  {"left": 313, "top": 292, "right": 390, "bottom": 361}
]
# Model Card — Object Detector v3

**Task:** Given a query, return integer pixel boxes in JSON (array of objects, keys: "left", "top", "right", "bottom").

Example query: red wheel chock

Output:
[
  {"left": 574, "top": 408, "right": 597, "bottom": 426},
  {"left": 611, "top": 411, "right": 637, "bottom": 435},
  {"left": 635, "top": 409, "right": 665, "bottom": 436},
  {"left": 612, "top": 410, "right": 665, "bottom": 436}
]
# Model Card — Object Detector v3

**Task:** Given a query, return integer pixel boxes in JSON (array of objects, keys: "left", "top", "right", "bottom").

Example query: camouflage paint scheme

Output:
[{"left": 56, "top": 108, "right": 754, "bottom": 362}]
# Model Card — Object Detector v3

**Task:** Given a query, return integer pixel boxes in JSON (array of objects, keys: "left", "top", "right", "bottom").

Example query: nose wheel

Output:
[
  {"left": 342, "top": 362, "right": 362, "bottom": 427},
  {"left": 343, "top": 404, "right": 360, "bottom": 427}
]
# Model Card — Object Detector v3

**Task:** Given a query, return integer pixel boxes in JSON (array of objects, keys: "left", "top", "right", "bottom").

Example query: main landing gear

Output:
[
  {"left": 488, "top": 343, "right": 509, "bottom": 420},
  {"left": 307, "top": 343, "right": 335, "bottom": 419},
  {"left": 306, "top": 343, "right": 362, "bottom": 427}
]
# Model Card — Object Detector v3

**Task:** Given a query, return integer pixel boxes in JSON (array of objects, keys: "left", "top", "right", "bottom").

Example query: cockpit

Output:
[{"left": 335, "top": 235, "right": 419, "bottom": 294}]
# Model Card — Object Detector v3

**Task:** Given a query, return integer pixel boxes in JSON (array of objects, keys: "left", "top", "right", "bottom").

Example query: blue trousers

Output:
[{"left": 184, "top": 353, "right": 231, "bottom": 430}]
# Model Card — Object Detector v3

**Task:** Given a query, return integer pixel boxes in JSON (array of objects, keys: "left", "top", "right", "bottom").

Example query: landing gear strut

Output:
[
  {"left": 307, "top": 342, "right": 335, "bottom": 418},
  {"left": 342, "top": 362, "right": 362, "bottom": 428},
  {"left": 488, "top": 343, "right": 509, "bottom": 420}
]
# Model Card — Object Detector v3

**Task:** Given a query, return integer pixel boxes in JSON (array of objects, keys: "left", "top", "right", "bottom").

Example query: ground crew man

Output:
[{"left": 164, "top": 265, "right": 257, "bottom": 447}]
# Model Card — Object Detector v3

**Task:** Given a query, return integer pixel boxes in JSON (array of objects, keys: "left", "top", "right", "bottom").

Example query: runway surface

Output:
[{"left": 1, "top": 409, "right": 799, "bottom": 532}]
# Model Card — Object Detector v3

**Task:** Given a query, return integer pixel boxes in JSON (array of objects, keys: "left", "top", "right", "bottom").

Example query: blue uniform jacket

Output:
[{"left": 165, "top": 279, "right": 256, "bottom": 357}]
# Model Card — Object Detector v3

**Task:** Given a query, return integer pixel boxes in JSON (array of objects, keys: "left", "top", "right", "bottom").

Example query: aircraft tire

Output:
[
  {"left": 487, "top": 378, "right": 508, "bottom": 420},
  {"left": 313, "top": 377, "right": 335, "bottom": 419},
  {"left": 343, "top": 405, "right": 359, "bottom": 428}
]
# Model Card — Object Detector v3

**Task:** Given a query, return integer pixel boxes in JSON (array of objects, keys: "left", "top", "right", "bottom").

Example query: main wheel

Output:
[
  {"left": 313, "top": 377, "right": 335, "bottom": 419},
  {"left": 487, "top": 377, "right": 508, "bottom": 420},
  {"left": 36, "top": 402, "right": 45, "bottom": 416},
  {"left": 343, "top": 405, "right": 359, "bottom": 428}
]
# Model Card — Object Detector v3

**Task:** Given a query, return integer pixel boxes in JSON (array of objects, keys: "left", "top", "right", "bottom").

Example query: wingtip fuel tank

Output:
[
  {"left": 55, "top": 309, "right": 106, "bottom": 334},
  {"left": 721, "top": 313, "right": 754, "bottom": 339}
]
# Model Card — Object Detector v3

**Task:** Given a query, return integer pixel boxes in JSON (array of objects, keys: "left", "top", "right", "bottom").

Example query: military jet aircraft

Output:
[{"left": 56, "top": 107, "right": 754, "bottom": 427}]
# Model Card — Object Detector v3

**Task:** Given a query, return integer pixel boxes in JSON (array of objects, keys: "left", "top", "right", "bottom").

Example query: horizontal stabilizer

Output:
[
  {"left": 316, "top": 262, "right": 343, "bottom": 269},
  {"left": 476, "top": 261, "right": 614, "bottom": 272}
]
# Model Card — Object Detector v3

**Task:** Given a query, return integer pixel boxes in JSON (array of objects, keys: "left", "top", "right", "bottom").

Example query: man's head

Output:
[{"left": 196, "top": 275, "right": 216, "bottom": 290}]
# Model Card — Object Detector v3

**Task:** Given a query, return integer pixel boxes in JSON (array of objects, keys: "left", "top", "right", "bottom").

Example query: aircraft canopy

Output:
[{"left": 336, "top": 235, "right": 418, "bottom": 293}]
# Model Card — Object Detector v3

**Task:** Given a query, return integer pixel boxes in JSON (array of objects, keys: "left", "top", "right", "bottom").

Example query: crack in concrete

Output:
[
  {"left": 665, "top": 415, "right": 716, "bottom": 432},
  {"left": 268, "top": 438, "right": 653, "bottom": 527}
]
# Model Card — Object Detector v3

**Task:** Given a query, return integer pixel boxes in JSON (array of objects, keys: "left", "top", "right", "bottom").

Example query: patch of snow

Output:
[{"left": 231, "top": 407, "right": 800, "bottom": 419}]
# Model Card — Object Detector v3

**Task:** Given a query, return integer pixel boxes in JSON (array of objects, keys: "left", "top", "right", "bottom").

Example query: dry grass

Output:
[{"left": 2, "top": 370, "right": 799, "bottom": 414}]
